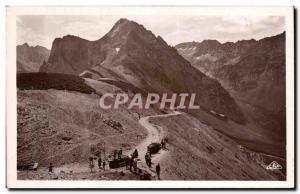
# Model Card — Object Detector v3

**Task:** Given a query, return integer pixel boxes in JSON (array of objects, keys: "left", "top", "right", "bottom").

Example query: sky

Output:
[{"left": 17, "top": 15, "right": 285, "bottom": 49}]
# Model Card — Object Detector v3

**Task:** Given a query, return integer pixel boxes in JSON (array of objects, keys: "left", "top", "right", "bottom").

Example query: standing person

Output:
[
  {"left": 118, "top": 148, "right": 123, "bottom": 159},
  {"left": 156, "top": 163, "right": 161, "bottom": 180},
  {"left": 89, "top": 156, "right": 94, "bottom": 165},
  {"left": 133, "top": 158, "right": 138, "bottom": 174},
  {"left": 89, "top": 156, "right": 95, "bottom": 173},
  {"left": 125, "top": 156, "right": 130, "bottom": 170},
  {"left": 161, "top": 139, "right": 164, "bottom": 149},
  {"left": 129, "top": 156, "right": 133, "bottom": 172},
  {"left": 145, "top": 153, "right": 149, "bottom": 167},
  {"left": 148, "top": 156, "right": 152, "bottom": 168},
  {"left": 113, "top": 150, "right": 117, "bottom": 160},
  {"left": 98, "top": 157, "right": 102, "bottom": 169},
  {"left": 49, "top": 163, "right": 53, "bottom": 173},
  {"left": 133, "top": 149, "right": 138, "bottom": 159},
  {"left": 102, "top": 160, "right": 106, "bottom": 170}
]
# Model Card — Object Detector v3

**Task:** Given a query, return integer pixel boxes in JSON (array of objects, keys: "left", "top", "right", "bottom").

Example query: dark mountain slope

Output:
[
  {"left": 39, "top": 36, "right": 91, "bottom": 74},
  {"left": 176, "top": 33, "right": 286, "bottom": 142}
]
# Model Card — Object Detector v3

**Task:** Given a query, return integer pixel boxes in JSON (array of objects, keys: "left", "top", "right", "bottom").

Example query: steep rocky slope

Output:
[
  {"left": 17, "top": 43, "right": 50, "bottom": 72},
  {"left": 176, "top": 33, "right": 286, "bottom": 144},
  {"left": 151, "top": 112, "right": 284, "bottom": 180},
  {"left": 40, "top": 18, "right": 245, "bottom": 123},
  {"left": 176, "top": 33, "right": 285, "bottom": 114},
  {"left": 17, "top": 81, "right": 153, "bottom": 167}
]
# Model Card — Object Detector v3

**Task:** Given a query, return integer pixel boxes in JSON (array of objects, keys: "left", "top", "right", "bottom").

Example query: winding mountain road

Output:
[
  {"left": 53, "top": 111, "right": 183, "bottom": 176},
  {"left": 126, "top": 111, "right": 183, "bottom": 176}
]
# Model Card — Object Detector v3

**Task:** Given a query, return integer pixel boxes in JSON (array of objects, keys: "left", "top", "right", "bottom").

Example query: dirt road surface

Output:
[
  {"left": 54, "top": 111, "right": 183, "bottom": 178},
  {"left": 127, "top": 111, "right": 182, "bottom": 177}
]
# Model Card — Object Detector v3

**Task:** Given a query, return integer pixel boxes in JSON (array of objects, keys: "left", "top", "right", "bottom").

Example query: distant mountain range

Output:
[
  {"left": 17, "top": 43, "right": 50, "bottom": 73},
  {"left": 39, "top": 18, "right": 245, "bottom": 123},
  {"left": 176, "top": 33, "right": 286, "bottom": 140}
]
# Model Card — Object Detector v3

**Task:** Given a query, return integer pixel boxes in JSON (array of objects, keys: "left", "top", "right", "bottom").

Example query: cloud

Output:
[{"left": 17, "top": 15, "right": 285, "bottom": 49}]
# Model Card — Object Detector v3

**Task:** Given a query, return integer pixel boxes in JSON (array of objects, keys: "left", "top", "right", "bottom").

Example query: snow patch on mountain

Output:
[{"left": 196, "top": 54, "right": 218, "bottom": 62}]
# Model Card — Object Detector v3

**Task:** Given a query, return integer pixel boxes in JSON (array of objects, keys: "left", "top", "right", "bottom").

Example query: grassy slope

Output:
[{"left": 17, "top": 73, "right": 96, "bottom": 94}]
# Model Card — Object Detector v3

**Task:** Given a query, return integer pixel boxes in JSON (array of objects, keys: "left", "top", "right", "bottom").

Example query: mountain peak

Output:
[
  {"left": 51, "top": 34, "right": 90, "bottom": 47},
  {"left": 61, "top": 34, "right": 88, "bottom": 41},
  {"left": 200, "top": 39, "right": 221, "bottom": 46},
  {"left": 22, "top": 42, "right": 29, "bottom": 47},
  {"left": 116, "top": 18, "right": 131, "bottom": 24},
  {"left": 107, "top": 18, "right": 148, "bottom": 39}
]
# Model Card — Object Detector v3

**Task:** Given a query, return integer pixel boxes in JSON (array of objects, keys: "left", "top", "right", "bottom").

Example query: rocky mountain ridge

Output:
[
  {"left": 17, "top": 43, "right": 50, "bottom": 72},
  {"left": 40, "top": 18, "right": 245, "bottom": 123},
  {"left": 176, "top": 32, "right": 286, "bottom": 142}
]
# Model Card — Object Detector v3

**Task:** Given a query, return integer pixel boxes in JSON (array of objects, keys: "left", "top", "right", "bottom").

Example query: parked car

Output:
[
  {"left": 109, "top": 155, "right": 130, "bottom": 169},
  {"left": 147, "top": 143, "right": 161, "bottom": 154}
]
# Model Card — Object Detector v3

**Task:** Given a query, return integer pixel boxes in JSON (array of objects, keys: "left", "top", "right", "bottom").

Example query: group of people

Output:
[
  {"left": 47, "top": 144, "right": 163, "bottom": 179},
  {"left": 97, "top": 156, "right": 106, "bottom": 170},
  {"left": 131, "top": 148, "right": 160, "bottom": 179},
  {"left": 128, "top": 156, "right": 138, "bottom": 173},
  {"left": 114, "top": 148, "right": 123, "bottom": 159},
  {"left": 89, "top": 156, "right": 107, "bottom": 172},
  {"left": 126, "top": 149, "right": 138, "bottom": 173},
  {"left": 108, "top": 144, "right": 164, "bottom": 179}
]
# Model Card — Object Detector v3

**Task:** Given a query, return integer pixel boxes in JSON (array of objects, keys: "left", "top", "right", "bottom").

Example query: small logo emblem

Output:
[{"left": 266, "top": 161, "right": 282, "bottom": 170}]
